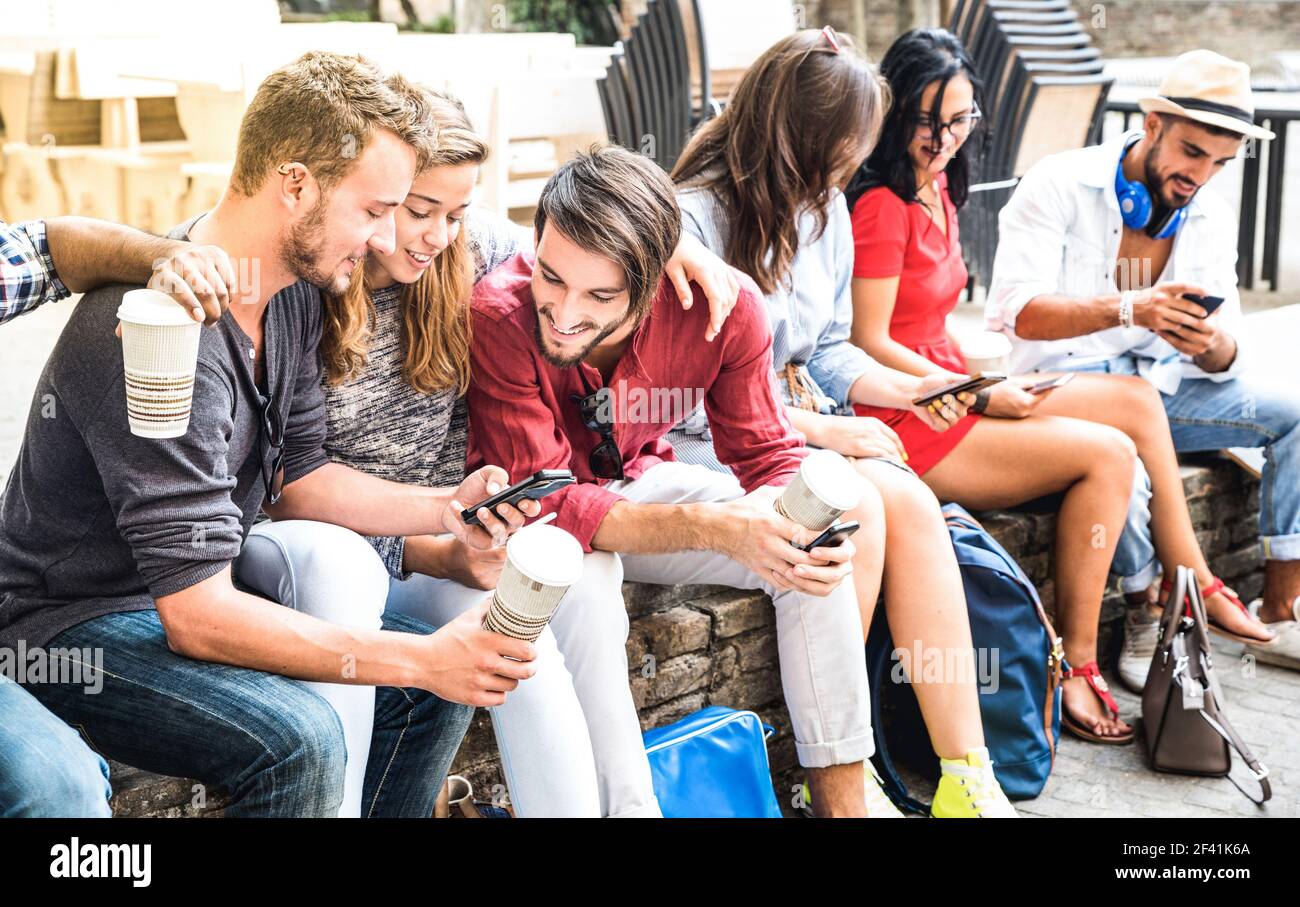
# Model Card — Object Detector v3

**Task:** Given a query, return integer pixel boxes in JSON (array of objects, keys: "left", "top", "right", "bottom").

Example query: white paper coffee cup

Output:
[
  {"left": 116, "top": 288, "right": 202, "bottom": 439},
  {"left": 483, "top": 523, "right": 584, "bottom": 642},
  {"left": 958, "top": 330, "right": 1013, "bottom": 375},
  {"left": 775, "top": 449, "right": 862, "bottom": 531}
]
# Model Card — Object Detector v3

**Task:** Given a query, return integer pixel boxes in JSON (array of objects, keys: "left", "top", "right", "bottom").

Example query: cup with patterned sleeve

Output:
[
  {"left": 116, "top": 288, "right": 203, "bottom": 439},
  {"left": 774, "top": 448, "right": 862, "bottom": 531},
  {"left": 484, "top": 522, "right": 584, "bottom": 642}
]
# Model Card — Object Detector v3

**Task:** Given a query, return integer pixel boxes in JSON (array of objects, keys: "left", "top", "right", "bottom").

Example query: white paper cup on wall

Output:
[
  {"left": 483, "top": 523, "right": 584, "bottom": 642},
  {"left": 958, "top": 331, "right": 1013, "bottom": 375},
  {"left": 775, "top": 448, "right": 862, "bottom": 531},
  {"left": 117, "top": 289, "right": 202, "bottom": 439}
]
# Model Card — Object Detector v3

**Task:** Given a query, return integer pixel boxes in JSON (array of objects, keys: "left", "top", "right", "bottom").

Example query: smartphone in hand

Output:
[
  {"left": 461, "top": 469, "right": 576, "bottom": 528},
  {"left": 1182, "top": 293, "right": 1225, "bottom": 317},
  {"left": 796, "top": 520, "right": 861, "bottom": 553},
  {"left": 1026, "top": 372, "right": 1076, "bottom": 395},
  {"left": 912, "top": 372, "right": 1007, "bottom": 408}
]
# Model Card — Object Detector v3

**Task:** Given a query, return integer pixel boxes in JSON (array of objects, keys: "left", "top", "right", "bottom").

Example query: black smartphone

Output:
[
  {"left": 460, "top": 469, "right": 576, "bottom": 527},
  {"left": 1183, "top": 293, "right": 1225, "bottom": 317},
  {"left": 1027, "top": 372, "right": 1076, "bottom": 395},
  {"left": 912, "top": 372, "right": 1007, "bottom": 408},
  {"left": 797, "top": 520, "right": 861, "bottom": 553}
]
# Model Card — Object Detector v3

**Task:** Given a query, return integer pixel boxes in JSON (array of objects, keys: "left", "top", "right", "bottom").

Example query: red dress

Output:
[{"left": 849, "top": 172, "right": 979, "bottom": 475}]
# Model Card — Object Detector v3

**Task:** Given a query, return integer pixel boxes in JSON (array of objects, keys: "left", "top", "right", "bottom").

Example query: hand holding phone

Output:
[
  {"left": 461, "top": 470, "right": 576, "bottom": 528},
  {"left": 912, "top": 372, "right": 1007, "bottom": 408},
  {"left": 1182, "top": 293, "right": 1225, "bottom": 318},
  {"left": 796, "top": 520, "right": 860, "bottom": 553}
]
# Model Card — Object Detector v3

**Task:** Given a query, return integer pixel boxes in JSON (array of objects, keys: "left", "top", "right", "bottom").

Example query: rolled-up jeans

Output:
[
  {"left": 0, "top": 675, "right": 111, "bottom": 817},
  {"left": 240, "top": 520, "right": 660, "bottom": 818},
  {"left": 608, "top": 461, "right": 874, "bottom": 768},
  {"left": 1069, "top": 357, "right": 1300, "bottom": 591}
]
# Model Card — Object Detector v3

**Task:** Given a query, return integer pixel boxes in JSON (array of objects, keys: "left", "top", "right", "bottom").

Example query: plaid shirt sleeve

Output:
[{"left": 0, "top": 219, "right": 71, "bottom": 324}]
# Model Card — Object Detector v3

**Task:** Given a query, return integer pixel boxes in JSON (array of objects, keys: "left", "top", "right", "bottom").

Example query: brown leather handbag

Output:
[{"left": 1141, "top": 565, "right": 1271, "bottom": 804}]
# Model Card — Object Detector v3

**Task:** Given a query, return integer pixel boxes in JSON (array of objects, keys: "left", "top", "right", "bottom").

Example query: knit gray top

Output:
[{"left": 324, "top": 209, "right": 526, "bottom": 578}]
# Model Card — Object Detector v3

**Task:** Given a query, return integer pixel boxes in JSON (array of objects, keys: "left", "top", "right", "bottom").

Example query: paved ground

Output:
[{"left": 896, "top": 643, "right": 1300, "bottom": 817}]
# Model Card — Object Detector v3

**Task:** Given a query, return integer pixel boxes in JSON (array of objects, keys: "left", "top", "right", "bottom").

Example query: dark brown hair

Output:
[
  {"left": 535, "top": 145, "right": 681, "bottom": 321},
  {"left": 671, "top": 29, "right": 887, "bottom": 295}
]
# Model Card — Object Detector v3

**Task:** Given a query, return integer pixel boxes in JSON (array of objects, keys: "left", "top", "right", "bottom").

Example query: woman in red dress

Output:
[
  {"left": 851, "top": 166, "right": 975, "bottom": 475},
  {"left": 847, "top": 29, "right": 1271, "bottom": 745}
]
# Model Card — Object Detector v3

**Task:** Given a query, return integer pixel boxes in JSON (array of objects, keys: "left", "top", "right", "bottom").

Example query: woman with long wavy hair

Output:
[{"left": 665, "top": 27, "right": 1018, "bottom": 817}]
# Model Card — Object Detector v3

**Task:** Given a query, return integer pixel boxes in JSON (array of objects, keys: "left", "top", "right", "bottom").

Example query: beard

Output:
[
  {"left": 280, "top": 199, "right": 352, "bottom": 294},
  {"left": 1144, "top": 140, "right": 1197, "bottom": 210},
  {"left": 533, "top": 304, "right": 632, "bottom": 368}
]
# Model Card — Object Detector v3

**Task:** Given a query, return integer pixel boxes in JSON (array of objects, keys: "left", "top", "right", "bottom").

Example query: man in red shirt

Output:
[{"left": 469, "top": 146, "right": 874, "bottom": 817}]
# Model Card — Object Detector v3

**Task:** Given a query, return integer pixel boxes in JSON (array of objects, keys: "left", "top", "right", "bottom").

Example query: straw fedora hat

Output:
[{"left": 1138, "top": 49, "right": 1275, "bottom": 141}]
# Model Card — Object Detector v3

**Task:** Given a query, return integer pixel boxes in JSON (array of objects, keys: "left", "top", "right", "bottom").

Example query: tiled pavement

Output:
[
  {"left": 895, "top": 643, "right": 1300, "bottom": 818},
  {"left": 3, "top": 296, "right": 1298, "bottom": 818}
]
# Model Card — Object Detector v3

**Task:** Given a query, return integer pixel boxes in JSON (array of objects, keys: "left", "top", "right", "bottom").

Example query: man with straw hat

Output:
[{"left": 987, "top": 50, "right": 1298, "bottom": 688}]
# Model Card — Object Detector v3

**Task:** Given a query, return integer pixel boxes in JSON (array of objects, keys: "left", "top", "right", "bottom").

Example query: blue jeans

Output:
[
  {"left": 1071, "top": 357, "right": 1300, "bottom": 587},
  {"left": 0, "top": 675, "right": 111, "bottom": 817},
  {"left": 22, "top": 609, "right": 472, "bottom": 817}
]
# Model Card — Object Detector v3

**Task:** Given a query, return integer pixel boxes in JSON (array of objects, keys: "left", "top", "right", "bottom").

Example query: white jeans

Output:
[
  {"left": 609, "top": 462, "right": 874, "bottom": 768},
  {"left": 237, "top": 520, "right": 659, "bottom": 818}
]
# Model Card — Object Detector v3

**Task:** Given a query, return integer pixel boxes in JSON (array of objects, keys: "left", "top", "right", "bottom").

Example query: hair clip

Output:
[{"left": 821, "top": 25, "right": 842, "bottom": 54}]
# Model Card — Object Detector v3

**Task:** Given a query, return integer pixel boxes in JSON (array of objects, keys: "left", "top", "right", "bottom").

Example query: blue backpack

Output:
[
  {"left": 643, "top": 706, "right": 784, "bottom": 818},
  {"left": 867, "top": 504, "right": 1064, "bottom": 810}
]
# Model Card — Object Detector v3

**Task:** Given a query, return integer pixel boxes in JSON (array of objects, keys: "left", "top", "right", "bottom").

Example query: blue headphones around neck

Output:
[{"left": 1114, "top": 136, "right": 1186, "bottom": 239}]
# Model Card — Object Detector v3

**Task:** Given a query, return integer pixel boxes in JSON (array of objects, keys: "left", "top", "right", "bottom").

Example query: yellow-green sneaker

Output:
[
  {"left": 930, "top": 747, "right": 1018, "bottom": 818},
  {"left": 799, "top": 763, "right": 905, "bottom": 818}
]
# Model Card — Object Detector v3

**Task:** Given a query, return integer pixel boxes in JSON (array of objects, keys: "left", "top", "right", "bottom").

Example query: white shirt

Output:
[{"left": 985, "top": 131, "right": 1246, "bottom": 394}]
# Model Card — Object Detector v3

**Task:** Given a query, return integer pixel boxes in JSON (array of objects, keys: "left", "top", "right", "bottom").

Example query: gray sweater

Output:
[
  {"left": 0, "top": 217, "right": 329, "bottom": 648},
  {"left": 326, "top": 209, "right": 524, "bottom": 579}
]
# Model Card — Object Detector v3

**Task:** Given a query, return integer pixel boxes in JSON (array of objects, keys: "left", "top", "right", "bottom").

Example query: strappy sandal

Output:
[
  {"left": 1061, "top": 661, "right": 1136, "bottom": 745},
  {"left": 1160, "top": 575, "right": 1274, "bottom": 645}
]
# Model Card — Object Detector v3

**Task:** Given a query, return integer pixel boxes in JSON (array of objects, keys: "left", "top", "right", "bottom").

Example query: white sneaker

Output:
[
  {"left": 863, "top": 762, "right": 905, "bottom": 818},
  {"left": 799, "top": 762, "right": 905, "bottom": 818},
  {"left": 1246, "top": 597, "right": 1300, "bottom": 671},
  {"left": 1118, "top": 606, "right": 1161, "bottom": 693}
]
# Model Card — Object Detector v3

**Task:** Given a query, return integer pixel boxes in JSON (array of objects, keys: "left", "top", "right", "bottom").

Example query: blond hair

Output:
[
  {"left": 230, "top": 52, "right": 436, "bottom": 197},
  {"left": 322, "top": 85, "right": 489, "bottom": 395}
]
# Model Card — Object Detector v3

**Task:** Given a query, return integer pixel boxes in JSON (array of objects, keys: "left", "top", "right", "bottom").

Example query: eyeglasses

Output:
[
  {"left": 914, "top": 106, "right": 983, "bottom": 144},
  {"left": 570, "top": 368, "right": 624, "bottom": 481},
  {"left": 256, "top": 392, "right": 286, "bottom": 505}
]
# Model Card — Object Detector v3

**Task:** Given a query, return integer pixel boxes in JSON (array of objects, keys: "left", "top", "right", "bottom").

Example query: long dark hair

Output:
[
  {"left": 672, "top": 29, "right": 887, "bottom": 295},
  {"left": 845, "top": 28, "right": 984, "bottom": 213}
]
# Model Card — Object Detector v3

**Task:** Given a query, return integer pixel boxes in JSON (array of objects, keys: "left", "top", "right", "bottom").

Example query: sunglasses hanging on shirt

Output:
[{"left": 570, "top": 367, "right": 625, "bottom": 481}]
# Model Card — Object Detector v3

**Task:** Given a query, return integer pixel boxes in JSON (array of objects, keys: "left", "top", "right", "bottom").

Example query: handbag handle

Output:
[
  {"left": 1184, "top": 566, "right": 1215, "bottom": 658},
  {"left": 1184, "top": 573, "right": 1272, "bottom": 805},
  {"left": 1158, "top": 565, "right": 1191, "bottom": 643}
]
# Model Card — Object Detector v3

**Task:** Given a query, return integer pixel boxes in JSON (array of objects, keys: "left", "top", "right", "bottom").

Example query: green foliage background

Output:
[{"left": 506, "top": 0, "right": 621, "bottom": 45}]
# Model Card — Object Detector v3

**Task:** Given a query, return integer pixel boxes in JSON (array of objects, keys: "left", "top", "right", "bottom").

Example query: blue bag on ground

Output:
[
  {"left": 867, "top": 504, "right": 1064, "bottom": 809},
  {"left": 643, "top": 705, "right": 783, "bottom": 818}
]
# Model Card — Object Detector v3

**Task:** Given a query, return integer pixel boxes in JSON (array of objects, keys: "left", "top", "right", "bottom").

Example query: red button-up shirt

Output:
[{"left": 467, "top": 251, "right": 806, "bottom": 551}]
